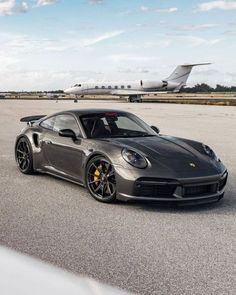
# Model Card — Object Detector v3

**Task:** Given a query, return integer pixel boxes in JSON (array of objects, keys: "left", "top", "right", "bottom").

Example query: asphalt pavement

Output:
[{"left": 0, "top": 100, "right": 235, "bottom": 295}]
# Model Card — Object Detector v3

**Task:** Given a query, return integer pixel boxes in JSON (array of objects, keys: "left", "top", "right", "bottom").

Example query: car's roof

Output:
[{"left": 58, "top": 109, "right": 130, "bottom": 116}]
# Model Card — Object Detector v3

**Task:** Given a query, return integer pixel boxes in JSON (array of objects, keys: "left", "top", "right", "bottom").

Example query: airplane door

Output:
[{"left": 82, "top": 83, "right": 88, "bottom": 95}]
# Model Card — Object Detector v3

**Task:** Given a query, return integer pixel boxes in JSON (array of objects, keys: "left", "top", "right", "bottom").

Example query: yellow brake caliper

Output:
[{"left": 94, "top": 167, "right": 101, "bottom": 184}]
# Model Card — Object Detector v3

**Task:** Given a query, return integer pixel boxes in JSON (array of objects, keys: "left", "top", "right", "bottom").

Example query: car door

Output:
[{"left": 41, "top": 113, "right": 84, "bottom": 182}]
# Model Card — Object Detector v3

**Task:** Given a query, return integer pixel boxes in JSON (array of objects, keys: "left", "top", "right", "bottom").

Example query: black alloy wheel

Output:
[
  {"left": 15, "top": 137, "right": 34, "bottom": 174},
  {"left": 86, "top": 156, "right": 116, "bottom": 202}
]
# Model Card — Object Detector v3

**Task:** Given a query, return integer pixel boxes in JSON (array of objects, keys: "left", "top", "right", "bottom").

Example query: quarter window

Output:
[
  {"left": 40, "top": 116, "right": 56, "bottom": 131},
  {"left": 54, "top": 114, "right": 81, "bottom": 136}
]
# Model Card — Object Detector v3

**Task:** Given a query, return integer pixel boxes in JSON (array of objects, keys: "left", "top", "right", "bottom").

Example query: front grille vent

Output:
[
  {"left": 183, "top": 184, "right": 217, "bottom": 197},
  {"left": 134, "top": 178, "right": 177, "bottom": 198}
]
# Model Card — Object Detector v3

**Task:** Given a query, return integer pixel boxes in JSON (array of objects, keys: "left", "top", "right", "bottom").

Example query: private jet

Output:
[{"left": 64, "top": 63, "right": 210, "bottom": 102}]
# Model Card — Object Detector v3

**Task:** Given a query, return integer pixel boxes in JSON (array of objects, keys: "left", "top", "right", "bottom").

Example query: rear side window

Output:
[
  {"left": 53, "top": 114, "right": 81, "bottom": 136},
  {"left": 40, "top": 116, "right": 55, "bottom": 131}
]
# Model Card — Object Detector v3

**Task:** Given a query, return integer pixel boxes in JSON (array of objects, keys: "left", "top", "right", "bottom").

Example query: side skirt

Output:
[{"left": 36, "top": 169, "right": 85, "bottom": 187}]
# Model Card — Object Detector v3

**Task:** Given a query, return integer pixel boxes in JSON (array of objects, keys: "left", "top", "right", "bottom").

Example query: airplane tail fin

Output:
[{"left": 166, "top": 63, "right": 211, "bottom": 86}]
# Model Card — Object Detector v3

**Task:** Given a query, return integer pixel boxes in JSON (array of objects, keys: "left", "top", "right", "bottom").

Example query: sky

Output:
[{"left": 0, "top": 0, "right": 236, "bottom": 91}]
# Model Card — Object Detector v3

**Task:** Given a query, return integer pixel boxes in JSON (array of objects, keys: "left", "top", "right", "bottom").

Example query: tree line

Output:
[{"left": 181, "top": 83, "right": 236, "bottom": 93}]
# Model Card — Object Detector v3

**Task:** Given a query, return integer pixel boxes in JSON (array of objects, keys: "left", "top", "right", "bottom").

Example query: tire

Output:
[
  {"left": 15, "top": 137, "right": 35, "bottom": 174},
  {"left": 86, "top": 156, "right": 116, "bottom": 203},
  {"left": 129, "top": 97, "right": 134, "bottom": 103}
]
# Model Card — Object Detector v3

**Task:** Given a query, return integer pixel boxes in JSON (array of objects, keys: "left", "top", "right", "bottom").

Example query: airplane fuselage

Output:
[{"left": 65, "top": 80, "right": 179, "bottom": 96}]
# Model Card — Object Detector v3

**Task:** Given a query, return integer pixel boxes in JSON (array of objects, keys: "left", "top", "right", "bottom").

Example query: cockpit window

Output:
[{"left": 74, "top": 84, "right": 81, "bottom": 87}]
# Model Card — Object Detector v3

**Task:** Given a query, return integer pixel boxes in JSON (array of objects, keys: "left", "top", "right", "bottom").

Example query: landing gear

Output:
[
  {"left": 128, "top": 95, "right": 142, "bottom": 103},
  {"left": 74, "top": 95, "right": 80, "bottom": 103}
]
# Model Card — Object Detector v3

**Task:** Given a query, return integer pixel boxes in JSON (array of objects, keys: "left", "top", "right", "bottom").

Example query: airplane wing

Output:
[{"left": 110, "top": 90, "right": 168, "bottom": 96}]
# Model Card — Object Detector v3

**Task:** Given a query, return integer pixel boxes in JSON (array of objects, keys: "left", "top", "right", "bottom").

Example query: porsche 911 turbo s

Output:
[{"left": 15, "top": 109, "right": 228, "bottom": 204}]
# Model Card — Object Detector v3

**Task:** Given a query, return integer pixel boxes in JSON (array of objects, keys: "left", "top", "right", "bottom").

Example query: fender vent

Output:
[{"left": 33, "top": 133, "right": 39, "bottom": 147}]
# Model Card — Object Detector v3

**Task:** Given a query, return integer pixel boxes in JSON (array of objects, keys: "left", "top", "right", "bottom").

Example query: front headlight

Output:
[
  {"left": 202, "top": 144, "right": 218, "bottom": 160},
  {"left": 122, "top": 148, "right": 148, "bottom": 169}
]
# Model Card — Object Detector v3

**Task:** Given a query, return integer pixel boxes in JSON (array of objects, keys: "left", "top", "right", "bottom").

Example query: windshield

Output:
[{"left": 80, "top": 112, "right": 157, "bottom": 138}]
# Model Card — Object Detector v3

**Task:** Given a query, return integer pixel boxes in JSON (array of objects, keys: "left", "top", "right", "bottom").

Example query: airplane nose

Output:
[{"left": 64, "top": 88, "right": 72, "bottom": 94}]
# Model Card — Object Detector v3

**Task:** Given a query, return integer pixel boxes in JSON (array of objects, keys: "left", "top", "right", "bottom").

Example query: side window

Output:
[
  {"left": 40, "top": 116, "right": 56, "bottom": 131},
  {"left": 54, "top": 114, "right": 81, "bottom": 136}
]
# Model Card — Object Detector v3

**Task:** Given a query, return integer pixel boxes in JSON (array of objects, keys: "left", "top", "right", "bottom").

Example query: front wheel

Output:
[
  {"left": 86, "top": 156, "right": 116, "bottom": 203},
  {"left": 15, "top": 137, "right": 35, "bottom": 174}
]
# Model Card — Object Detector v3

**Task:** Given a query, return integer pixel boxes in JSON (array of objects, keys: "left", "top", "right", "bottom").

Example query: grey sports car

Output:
[{"left": 15, "top": 109, "right": 228, "bottom": 204}]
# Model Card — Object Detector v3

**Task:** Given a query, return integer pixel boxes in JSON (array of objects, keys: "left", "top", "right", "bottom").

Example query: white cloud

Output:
[
  {"left": 118, "top": 67, "right": 150, "bottom": 74},
  {"left": 197, "top": 1, "right": 236, "bottom": 11},
  {"left": 173, "top": 23, "right": 219, "bottom": 31},
  {"left": 108, "top": 54, "right": 160, "bottom": 63},
  {"left": 175, "top": 35, "right": 221, "bottom": 47},
  {"left": 141, "top": 6, "right": 178, "bottom": 13},
  {"left": 0, "top": 0, "right": 15, "bottom": 16},
  {"left": 88, "top": 0, "right": 103, "bottom": 4},
  {"left": 37, "top": 0, "right": 57, "bottom": 6},
  {"left": 223, "top": 30, "right": 236, "bottom": 34},
  {"left": 0, "top": 0, "right": 29, "bottom": 16},
  {"left": 80, "top": 30, "right": 125, "bottom": 47},
  {"left": 0, "top": 0, "right": 57, "bottom": 16}
]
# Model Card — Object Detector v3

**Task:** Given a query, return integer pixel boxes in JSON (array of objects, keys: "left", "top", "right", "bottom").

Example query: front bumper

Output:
[{"left": 117, "top": 170, "right": 228, "bottom": 204}]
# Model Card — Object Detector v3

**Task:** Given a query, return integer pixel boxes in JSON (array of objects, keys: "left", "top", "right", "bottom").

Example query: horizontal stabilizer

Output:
[{"left": 181, "top": 63, "right": 212, "bottom": 67}]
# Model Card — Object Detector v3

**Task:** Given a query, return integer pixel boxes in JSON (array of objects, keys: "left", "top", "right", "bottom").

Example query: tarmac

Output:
[{"left": 0, "top": 100, "right": 235, "bottom": 295}]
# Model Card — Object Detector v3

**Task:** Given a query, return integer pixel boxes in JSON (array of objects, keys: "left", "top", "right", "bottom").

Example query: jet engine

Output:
[{"left": 140, "top": 80, "right": 168, "bottom": 89}]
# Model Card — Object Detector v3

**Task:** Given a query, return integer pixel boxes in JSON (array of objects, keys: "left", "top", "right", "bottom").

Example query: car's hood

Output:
[
  {"left": 110, "top": 135, "right": 222, "bottom": 175},
  {"left": 112, "top": 135, "right": 200, "bottom": 158}
]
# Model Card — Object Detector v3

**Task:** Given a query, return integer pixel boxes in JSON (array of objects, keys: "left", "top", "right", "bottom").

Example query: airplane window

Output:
[
  {"left": 121, "top": 85, "right": 125, "bottom": 89},
  {"left": 127, "top": 85, "right": 131, "bottom": 88},
  {"left": 74, "top": 84, "right": 81, "bottom": 87},
  {"left": 108, "top": 86, "right": 112, "bottom": 89},
  {"left": 114, "top": 86, "right": 118, "bottom": 89},
  {"left": 95, "top": 86, "right": 99, "bottom": 89},
  {"left": 102, "top": 86, "right": 105, "bottom": 89}
]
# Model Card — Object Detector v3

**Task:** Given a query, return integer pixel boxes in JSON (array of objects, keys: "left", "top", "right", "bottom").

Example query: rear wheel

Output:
[
  {"left": 86, "top": 156, "right": 116, "bottom": 202},
  {"left": 15, "top": 137, "right": 34, "bottom": 174}
]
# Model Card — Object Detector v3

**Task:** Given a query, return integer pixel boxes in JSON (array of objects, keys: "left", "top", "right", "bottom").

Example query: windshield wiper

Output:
[{"left": 140, "top": 134, "right": 157, "bottom": 137}]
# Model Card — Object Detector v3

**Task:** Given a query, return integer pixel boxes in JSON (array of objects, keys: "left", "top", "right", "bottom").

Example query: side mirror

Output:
[
  {"left": 151, "top": 126, "right": 160, "bottom": 134},
  {"left": 59, "top": 129, "right": 77, "bottom": 140}
]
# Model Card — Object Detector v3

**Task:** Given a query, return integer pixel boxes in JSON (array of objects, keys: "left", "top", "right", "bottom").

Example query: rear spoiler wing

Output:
[{"left": 20, "top": 115, "right": 46, "bottom": 125}]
